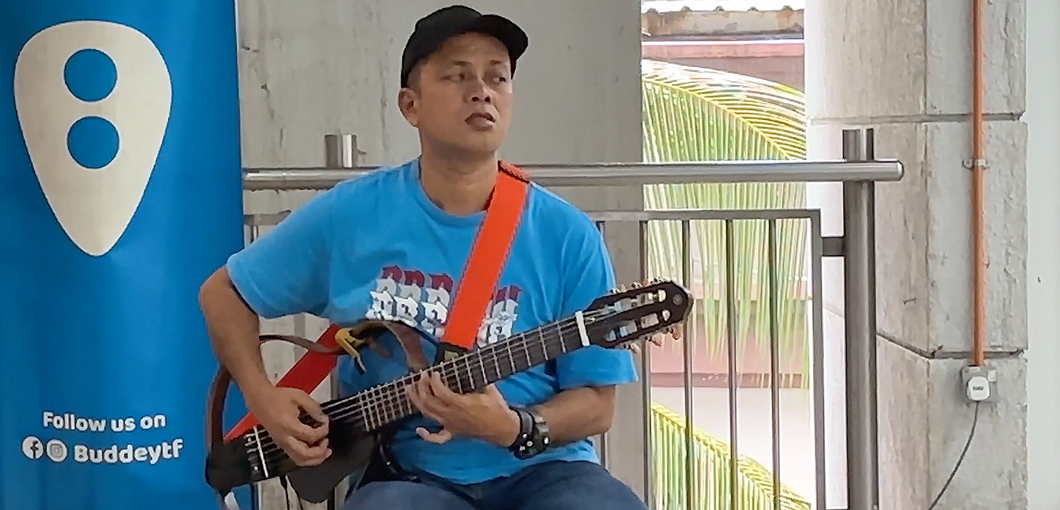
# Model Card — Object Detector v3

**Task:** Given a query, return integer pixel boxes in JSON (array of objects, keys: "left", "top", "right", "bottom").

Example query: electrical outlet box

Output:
[{"left": 961, "top": 365, "right": 998, "bottom": 403}]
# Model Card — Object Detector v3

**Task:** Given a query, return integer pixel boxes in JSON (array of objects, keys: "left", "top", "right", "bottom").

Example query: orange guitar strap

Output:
[
  {"left": 433, "top": 161, "right": 529, "bottom": 361},
  {"left": 224, "top": 162, "right": 530, "bottom": 441}
]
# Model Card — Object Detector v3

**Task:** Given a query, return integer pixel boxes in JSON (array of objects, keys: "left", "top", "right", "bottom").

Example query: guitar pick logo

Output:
[{"left": 14, "top": 21, "right": 172, "bottom": 257}]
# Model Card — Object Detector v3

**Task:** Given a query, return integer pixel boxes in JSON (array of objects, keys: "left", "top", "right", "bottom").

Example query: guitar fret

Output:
[
  {"left": 379, "top": 388, "right": 388, "bottom": 424},
  {"left": 383, "top": 381, "right": 396, "bottom": 421},
  {"left": 371, "top": 388, "right": 382, "bottom": 428},
  {"left": 403, "top": 379, "right": 413, "bottom": 416},
  {"left": 361, "top": 393, "right": 369, "bottom": 431},
  {"left": 394, "top": 383, "right": 404, "bottom": 419},
  {"left": 380, "top": 386, "right": 389, "bottom": 424},
  {"left": 445, "top": 366, "right": 458, "bottom": 393},
  {"left": 465, "top": 360, "right": 473, "bottom": 390},
  {"left": 356, "top": 395, "right": 366, "bottom": 432},
  {"left": 510, "top": 342, "right": 522, "bottom": 372},
  {"left": 364, "top": 393, "right": 375, "bottom": 431},
  {"left": 491, "top": 347, "right": 501, "bottom": 382}
]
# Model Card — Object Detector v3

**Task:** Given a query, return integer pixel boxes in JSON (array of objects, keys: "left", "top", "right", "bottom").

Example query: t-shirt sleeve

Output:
[
  {"left": 553, "top": 219, "right": 639, "bottom": 390},
  {"left": 225, "top": 189, "right": 338, "bottom": 319}
]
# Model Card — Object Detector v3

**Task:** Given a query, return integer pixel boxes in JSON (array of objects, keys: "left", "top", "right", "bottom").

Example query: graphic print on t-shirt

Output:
[{"left": 364, "top": 264, "right": 522, "bottom": 348}]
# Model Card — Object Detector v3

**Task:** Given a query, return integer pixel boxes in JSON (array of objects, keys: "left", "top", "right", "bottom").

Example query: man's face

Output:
[{"left": 399, "top": 32, "right": 514, "bottom": 159}]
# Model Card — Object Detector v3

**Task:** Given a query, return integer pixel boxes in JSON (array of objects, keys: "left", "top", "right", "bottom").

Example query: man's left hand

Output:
[{"left": 406, "top": 371, "right": 520, "bottom": 447}]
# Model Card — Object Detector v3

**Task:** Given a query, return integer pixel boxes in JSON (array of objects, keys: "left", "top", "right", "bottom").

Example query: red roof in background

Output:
[{"left": 643, "top": 39, "right": 804, "bottom": 59}]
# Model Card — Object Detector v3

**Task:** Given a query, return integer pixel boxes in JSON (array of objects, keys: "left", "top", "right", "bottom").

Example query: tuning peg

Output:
[{"left": 630, "top": 281, "right": 641, "bottom": 288}]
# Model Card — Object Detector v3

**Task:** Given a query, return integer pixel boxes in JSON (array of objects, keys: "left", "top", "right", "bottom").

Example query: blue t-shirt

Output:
[{"left": 225, "top": 158, "right": 638, "bottom": 484}]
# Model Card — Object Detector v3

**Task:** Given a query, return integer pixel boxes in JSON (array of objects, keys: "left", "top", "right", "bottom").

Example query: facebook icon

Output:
[{"left": 21, "top": 436, "right": 42, "bottom": 460}]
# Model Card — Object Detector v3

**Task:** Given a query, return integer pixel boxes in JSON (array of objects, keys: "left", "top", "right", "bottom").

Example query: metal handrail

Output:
[{"left": 242, "top": 159, "right": 903, "bottom": 190}]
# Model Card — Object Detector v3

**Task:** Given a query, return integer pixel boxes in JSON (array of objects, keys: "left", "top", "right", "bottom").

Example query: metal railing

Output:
[{"left": 240, "top": 128, "right": 899, "bottom": 510}]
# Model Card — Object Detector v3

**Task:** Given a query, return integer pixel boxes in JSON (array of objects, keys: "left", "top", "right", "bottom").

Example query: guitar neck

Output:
[{"left": 328, "top": 314, "right": 591, "bottom": 433}]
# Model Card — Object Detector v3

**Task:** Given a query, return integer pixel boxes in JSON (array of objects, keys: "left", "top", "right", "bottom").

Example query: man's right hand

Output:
[{"left": 246, "top": 385, "right": 332, "bottom": 466}]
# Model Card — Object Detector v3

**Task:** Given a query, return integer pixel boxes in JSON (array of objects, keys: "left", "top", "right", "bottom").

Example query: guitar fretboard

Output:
[{"left": 328, "top": 313, "right": 592, "bottom": 432}]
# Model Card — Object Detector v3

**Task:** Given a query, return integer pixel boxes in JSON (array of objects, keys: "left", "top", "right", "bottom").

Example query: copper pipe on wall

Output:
[{"left": 971, "top": 0, "right": 987, "bottom": 366}]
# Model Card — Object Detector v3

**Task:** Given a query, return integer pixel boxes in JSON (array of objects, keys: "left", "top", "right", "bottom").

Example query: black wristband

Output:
[
  {"left": 508, "top": 407, "right": 533, "bottom": 450},
  {"left": 508, "top": 407, "right": 550, "bottom": 460}
]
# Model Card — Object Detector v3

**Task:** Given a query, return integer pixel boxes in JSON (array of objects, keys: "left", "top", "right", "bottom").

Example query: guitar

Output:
[{"left": 204, "top": 279, "right": 691, "bottom": 505}]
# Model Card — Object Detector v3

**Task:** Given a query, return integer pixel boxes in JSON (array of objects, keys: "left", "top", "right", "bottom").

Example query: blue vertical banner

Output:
[{"left": 0, "top": 2, "right": 248, "bottom": 510}]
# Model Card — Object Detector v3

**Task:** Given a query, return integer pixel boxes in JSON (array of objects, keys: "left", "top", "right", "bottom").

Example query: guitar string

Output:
[
  {"left": 248, "top": 315, "right": 593, "bottom": 461},
  {"left": 249, "top": 296, "right": 675, "bottom": 466},
  {"left": 248, "top": 314, "right": 608, "bottom": 464},
  {"left": 247, "top": 292, "right": 672, "bottom": 468},
  {"left": 249, "top": 318, "right": 588, "bottom": 467}
]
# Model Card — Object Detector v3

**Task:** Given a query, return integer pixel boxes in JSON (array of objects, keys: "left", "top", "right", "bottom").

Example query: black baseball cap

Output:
[{"left": 400, "top": 5, "right": 529, "bottom": 88}]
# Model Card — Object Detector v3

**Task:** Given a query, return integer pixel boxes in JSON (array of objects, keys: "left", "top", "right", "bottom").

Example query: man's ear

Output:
[{"left": 398, "top": 88, "right": 419, "bottom": 127}]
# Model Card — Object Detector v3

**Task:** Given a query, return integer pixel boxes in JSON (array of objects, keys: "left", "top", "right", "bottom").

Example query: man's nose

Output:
[{"left": 468, "top": 78, "right": 492, "bottom": 103}]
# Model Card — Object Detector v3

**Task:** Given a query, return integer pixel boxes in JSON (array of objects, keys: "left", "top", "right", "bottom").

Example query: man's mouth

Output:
[
  {"left": 465, "top": 112, "right": 496, "bottom": 129},
  {"left": 467, "top": 112, "right": 495, "bottom": 122}
]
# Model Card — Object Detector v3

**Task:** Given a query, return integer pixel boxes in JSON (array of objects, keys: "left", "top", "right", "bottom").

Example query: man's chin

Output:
[
  {"left": 424, "top": 131, "right": 506, "bottom": 158},
  {"left": 449, "top": 137, "right": 505, "bottom": 157}
]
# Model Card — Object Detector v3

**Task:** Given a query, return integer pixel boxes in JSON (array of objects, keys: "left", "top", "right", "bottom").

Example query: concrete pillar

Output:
[
  {"left": 1025, "top": 0, "right": 1060, "bottom": 507},
  {"left": 235, "top": 1, "right": 642, "bottom": 508},
  {"left": 805, "top": 0, "right": 1027, "bottom": 508}
]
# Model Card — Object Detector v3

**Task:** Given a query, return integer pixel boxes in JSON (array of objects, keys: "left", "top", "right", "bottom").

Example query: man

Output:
[{"left": 198, "top": 5, "right": 647, "bottom": 510}]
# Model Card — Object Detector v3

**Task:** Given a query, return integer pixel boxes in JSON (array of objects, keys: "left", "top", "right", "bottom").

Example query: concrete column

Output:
[
  {"left": 1025, "top": 0, "right": 1060, "bottom": 507},
  {"left": 805, "top": 0, "right": 1027, "bottom": 508}
]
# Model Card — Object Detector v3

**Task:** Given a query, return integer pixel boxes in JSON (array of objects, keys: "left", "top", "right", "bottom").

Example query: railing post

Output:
[
  {"left": 841, "top": 128, "right": 880, "bottom": 510},
  {"left": 324, "top": 132, "right": 357, "bottom": 510},
  {"left": 324, "top": 133, "right": 359, "bottom": 168}
]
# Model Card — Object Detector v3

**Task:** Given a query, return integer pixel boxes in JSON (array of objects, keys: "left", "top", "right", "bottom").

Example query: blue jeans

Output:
[{"left": 340, "top": 460, "right": 647, "bottom": 510}]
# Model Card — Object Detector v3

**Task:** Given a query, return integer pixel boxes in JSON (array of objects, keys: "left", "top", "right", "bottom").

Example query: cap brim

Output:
[{"left": 459, "top": 14, "right": 529, "bottom": 63}]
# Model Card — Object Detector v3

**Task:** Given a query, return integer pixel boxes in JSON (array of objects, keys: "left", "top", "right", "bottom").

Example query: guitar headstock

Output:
[{"left": 581, "top": 279, "right": 692, "bottom": 350}]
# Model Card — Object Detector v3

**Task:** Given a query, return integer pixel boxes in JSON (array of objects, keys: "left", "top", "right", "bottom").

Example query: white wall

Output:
[{"left": 1025, "top": 0, "right": 1060, "bottom": 507}]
